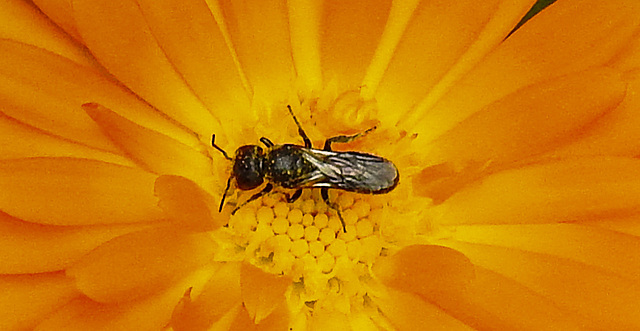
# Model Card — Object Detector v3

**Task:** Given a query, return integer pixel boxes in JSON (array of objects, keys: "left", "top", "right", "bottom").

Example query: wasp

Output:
[{"left": 211, "top": 105, "right": 399, "bottom": 231}]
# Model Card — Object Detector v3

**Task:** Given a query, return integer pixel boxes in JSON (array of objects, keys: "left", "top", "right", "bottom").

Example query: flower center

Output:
[
  {"left": 209, "top": 90, "right": 425, "bottom": 317},
  {"left": 228, "top": 189, "right": 387, "bottom": 314}
]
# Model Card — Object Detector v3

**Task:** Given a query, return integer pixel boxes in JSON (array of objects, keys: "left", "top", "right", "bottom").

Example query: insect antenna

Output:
[
  {"left": 219, "top": 176, "right": 232, "bottom": 212},
  {"left": 211, "top": 134, "right": 232, "bottom": 160}
]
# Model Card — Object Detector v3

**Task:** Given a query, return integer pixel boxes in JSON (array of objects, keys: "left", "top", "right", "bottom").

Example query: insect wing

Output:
[{"left": 302, "top": 149, "right": 398, "bottom": 193}]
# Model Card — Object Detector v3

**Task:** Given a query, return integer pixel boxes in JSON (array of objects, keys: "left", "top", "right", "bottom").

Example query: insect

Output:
[{"left": 211, "top": 105, "right": 399, "bottom": 231}]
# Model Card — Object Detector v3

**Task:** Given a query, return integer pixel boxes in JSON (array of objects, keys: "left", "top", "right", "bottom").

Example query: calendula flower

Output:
[{"left": 2, "top": 0, "right": 640, "bottom": 329}]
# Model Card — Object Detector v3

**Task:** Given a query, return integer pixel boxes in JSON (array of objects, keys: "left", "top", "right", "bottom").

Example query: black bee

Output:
[{"left": 211, "top": 105, "right": 399, "bottom": 231}]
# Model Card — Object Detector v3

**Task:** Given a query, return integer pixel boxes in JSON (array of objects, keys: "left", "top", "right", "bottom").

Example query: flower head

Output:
[{"left": 2, "top": 0, "right": 640, "bottom": 329}]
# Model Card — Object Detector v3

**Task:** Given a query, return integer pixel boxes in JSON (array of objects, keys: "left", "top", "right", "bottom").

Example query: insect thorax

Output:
[{"left": 264, "top": 145, "right": 316, "bottom": 188}]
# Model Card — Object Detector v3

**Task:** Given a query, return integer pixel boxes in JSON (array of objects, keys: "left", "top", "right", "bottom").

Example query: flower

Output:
[{"left": 2, "top": 0, "right": 640, "bottom": 330}]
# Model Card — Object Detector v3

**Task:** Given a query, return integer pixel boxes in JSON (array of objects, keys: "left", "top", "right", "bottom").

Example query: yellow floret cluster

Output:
[
  {"left": 230, "top": 189, "right": 386, "bottom": 275},
  {"left": 227, "top": 189, "right": 388, "bottom": 311}
]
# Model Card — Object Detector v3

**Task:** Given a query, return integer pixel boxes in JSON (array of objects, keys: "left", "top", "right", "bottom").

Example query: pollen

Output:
[{"left": 226, "top": 189, "right": 390, "bottom": 318}]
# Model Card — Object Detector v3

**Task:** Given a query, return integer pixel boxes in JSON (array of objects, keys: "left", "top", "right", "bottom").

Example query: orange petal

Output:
[
  {"left": 83, "top": 103, "right": 214, "bottom": 187},
  {"left": 610, "top": 28, "right": 640, "bottom": 73},
  {"left": 373, "top": 245, "right": 474, "bottom": 299},
  {"left": 320, "top": 0, "right": 391, "bottom": 89},
  {"left": 0, "top": 272, "right": 78, "bottom": 330},
  {"left": 0, "top": 157, "right": 163, "bottom": 225},
  {"left": 581, "top": 214, "right": 640, "bottom": 238},
  {"left": 440, "top": 240, "right": 640, "bottom": 329},
  {"left": 73, "top": 0, "right": 222, "bottom": 137},
  {"left": 551, "top": 77, "right": 640, "bottom": 157},
  {"left": 0, "top": 0, "right": 94, "bottom": 66},
  {"left": 0, "top": 112, "right": 133, "bottom": 165},
  {"left": 410, "top": 0, "right": 640, "bottom": 141},
  {"left": 66, "top": 227, "right": 216, "bottom": 303},
  {"left": 35, "top": 278, "right": 188, "bottom": 331},
  {"left": 230, "top": 305, "right": 258, "bottom": 331},
  {"left": 422, "top": 67, "right": 626, "bottom": 167},
  {"left": 374, "top": 288, "right": 472, "bottom": 331},
  {"left": 412, "top": 161, "right": 485, "bottom": 204},
  {"left": 393, "top": 264, "right": 584, "bottom": 330},
  {"left": 0, "top": 212, "right": 149, "bottom": 274},
  {"left": 219, "top": 0, "right": 295, "bottom": 102},
  {"left": 228, "top": 297, "right": 289, "bottom": 331},
  {"left": 0, "top": 39, "right": 195, "bottom": 151},
  {"left": 171, "top": 263, "right": 242, "bottom": 330},
  {"left": 371, "top": 0, "right": 535, "bottom": 125},
  {"left": 254, "top": 298, "right": 290, "bottom": 331},
  {"left": 135, "top": 0, "right": 252, "bottom": 137},
  {"left": 240, "top": 263, "right": 291, "bottom": 324},
  {"left": 429, "top": 157, "right": 640, "bottom": 226},
  {"left": 444, "top": 223, "right": 640, "bottom": 281},
  {"left": 0, "top": 40, "right": 113, "bottom": 154},
  {"left": 31, "top": 0, "right": 81, "bottom": 41},
  {"left": 155, "top": 175, "right": 226, "bottom": 232}
]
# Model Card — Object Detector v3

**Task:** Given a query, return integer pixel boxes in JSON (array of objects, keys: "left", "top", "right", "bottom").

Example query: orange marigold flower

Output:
[{"left": 1, "top": 0, "right": 640, "bottom": 330}]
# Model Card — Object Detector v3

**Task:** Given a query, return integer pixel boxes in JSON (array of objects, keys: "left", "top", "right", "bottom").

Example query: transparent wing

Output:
[{"left": 301, "top": 149, "right": 399, "bottom": 193}]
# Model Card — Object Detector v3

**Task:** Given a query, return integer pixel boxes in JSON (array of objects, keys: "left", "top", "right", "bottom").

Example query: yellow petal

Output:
[
  {"left": 155, "top": 175, "right": 226, "bottom": 232},
  {"left": 444, "top": 223, "right": 640, "bottom": 281},
  {"left": 288, "top": 0, "right": 322, "bottom": 92},
  {"left": 0, "top": 0, "right": 95, "bottom": 67},
  {"left": 66, "top": 227, "right": 216, "bottom": 303},
  {"left": 410, "top": 0, "right": 640, "bottom": 141},
  {"left": 309, "top": 310, "right": 349, "bottom": 331},
  {"left": 73, "top": 0, "right": 222, "bottom": 137},
  {"left": 171, "top": 263, "right": 241, "bottom": 330},
  {"left": 219, "top": 0, "right": 295, "bottom": 102},
  {"left": 320, "top": 0, "right": 391, "bottom": 89},
  {"left": 0, "top": 157, "right": 163, "bottom": 225},
  {"left": 374, "top": 288, "right": 473, "bottom": 331},
  {"left": 430, "top": 157, "right": 640, "bottom": 226},
  {"left": 83, "top": 103, "right": 214, "bottom": 187},
  {"left": 371, "top": 0, "right": 535, "bottom": 126},
  {"left": 0, "top": 39, "right": 196, "bottom": 151},
  {"left": 135, "top": 0, "right": 252, "bottom": 137},
  {"left": 31, "top": 0, "right": 82, "bottom": 41},
  {"left": 240, "top": 263, "right": 291, "bottom": 324},
  {"left": 441, "top": 240, "right": 640, "bottom": 329},
  {"left": 0, "top": 272, "right": 78, "bottom": 330},
  {"left": 422, "top": 67, "right": 626, "bottom": 167},
  {"left": 373, "top": 245, "right": 474, "bottom": 299},
  {"left": 0, "top": 112, "right": 133, "bottom": 165},
  {"left": 0, "top": 212, "right": 149, "bottom": 274}
]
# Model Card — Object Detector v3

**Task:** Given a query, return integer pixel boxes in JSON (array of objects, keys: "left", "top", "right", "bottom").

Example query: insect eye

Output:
[{"left": 234, "top": 145, "right": 264, "bottom": 190}]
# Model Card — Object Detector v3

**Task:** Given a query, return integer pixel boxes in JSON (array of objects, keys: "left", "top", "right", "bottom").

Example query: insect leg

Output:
[
  {"left": 211, "top": 134, "right": 232, "bottom": 160},
  {"left": 323, "top": 126, "right": 376, "bottom": 151},
  {"left": 285, "top": 189, "right": 303, "bottom": 203},
  {"left": 287, "top": 105, "right": 312, "bottom": 148},
  {"left": 321, "top": 188, "right": 346, "bottom": 232},
  {"left": 260, "top": 137, "right": 274, "bottom": 148},
  {"left": 218, "top": 176, "right": 233, "bottom": 212},
  {"left": 231, "top": 183, "right": 274, "bottom": 215}
]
